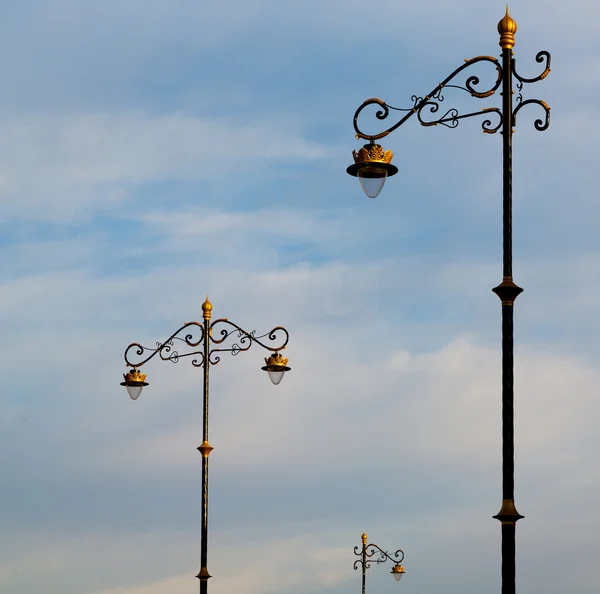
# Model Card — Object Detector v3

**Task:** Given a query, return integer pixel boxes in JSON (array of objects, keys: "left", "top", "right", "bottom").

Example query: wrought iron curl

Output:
[
  {"left": 374, "top": 101, "right": 391, "bottom": 121},
  {"left": 366, "top": 545, "right": 387, "bottom": 564},
  {"left": 512, "top": 99, "right": 550, "bottom": 131},
  {"left": 156, "top": 339, "right": 177, "bottom": 363},
  {"left": 124, "top": 322, "right": 206, "bottom": 368},
  {"left": 516, "top": 80, "right": 524, "bottom": 104},
  {"left": 513, "top": 51, "right": 551, "bottom": 84},
  {"left": 353, "top": 55, "right": 502, "bottom": 140},
  {"left": 353, "top": 541, "right": 405, "bottom": 570},
  {"left": 191, "top": 354, "right": 206, "bottom": 368},
  {"left": 207, "top": 318, "right": 289, "bottom": 366},
  {"left": 481, "top": 108, "right": 503, "bottom": 133},
  {"left": 208, "top": 352, "right": 222, "bottom": 366}
]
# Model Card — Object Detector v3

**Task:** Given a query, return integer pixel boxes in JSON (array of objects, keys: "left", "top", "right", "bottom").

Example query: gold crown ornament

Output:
[
  {"left": 121, "top": 368, "right": 148, "bottom": 386},
  {"left": 262, "top": 352, "right": 290, "bottom": 371},
  {"left": 347, "top": 142, "right": 398, "bottom": 178}
]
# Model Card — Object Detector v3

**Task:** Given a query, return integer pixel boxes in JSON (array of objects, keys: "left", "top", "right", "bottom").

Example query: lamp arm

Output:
[
  {"left": 365, "top": 544, "right": 405, "bottom": 565},
  {"left": 123, "top": 321, "right": 206, "bottom": 368},
  {"left": 353, "top": 55, "right": 502, "bottom": 141},
  {"left": 207, "top": 318, "right": 289, "bottom": 366},
  {"left": 353, "top": 543, "right": 405, "bottom": 570}
]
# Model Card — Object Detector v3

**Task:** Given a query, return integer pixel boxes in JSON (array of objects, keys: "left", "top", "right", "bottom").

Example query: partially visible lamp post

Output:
[
  {"left": 347, "top": 9, "right": 550, "bottom": 594},
  {"left": 120, "top": 296, "right": 291, "bottom": 594},
  {"left": 354, "top": 532, "right": 405, "bottom": 593}
]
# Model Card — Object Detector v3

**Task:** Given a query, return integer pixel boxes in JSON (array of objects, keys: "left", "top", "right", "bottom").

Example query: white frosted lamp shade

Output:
[
  {"left": 267, "top": 370, "right": 285, "bottom": 385},
  {"left": 358, "top": 166, "right": 387, "bottom": 198},
  {"left": 126, "top": 385, "right": 144, "bottom": 400}
]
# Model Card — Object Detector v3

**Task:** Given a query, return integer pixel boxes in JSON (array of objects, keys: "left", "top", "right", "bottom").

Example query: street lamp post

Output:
[
  {"left": 347, "top": 9, "right": 550, "bottom": 594},
  {"left": 354, "top": 532, "right": 405, "bottom": 594},
  {"left": 120, "top": 296, "right": 291, "bottom": 594}
]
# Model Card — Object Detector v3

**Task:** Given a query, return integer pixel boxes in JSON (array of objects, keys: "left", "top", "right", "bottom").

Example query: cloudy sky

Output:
[{"left": 1, "top": 1, "right": 599, "bottom": 593}]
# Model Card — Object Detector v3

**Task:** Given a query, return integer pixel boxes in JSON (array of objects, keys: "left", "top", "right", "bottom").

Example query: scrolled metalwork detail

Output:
[
  {"left": 513, "top": 51, "right": 551, "bottom": 84},
  {"left": 124, "top": 321, "right": 205, "bottom": 368},
  {"left": 513, "top": 98, "right": 550, "bottom": 131},
  {"left": 123, "top": 317, "right": 289, "bottom": 370},
  {"left": 353, "top": 55, "right": 502, "bottom": 140},
  {"left": 207, "top": 318, "right": 289, "bottom": 367},
  {"left": 354, "top": 540, "right": 405, "bottom": 570}
]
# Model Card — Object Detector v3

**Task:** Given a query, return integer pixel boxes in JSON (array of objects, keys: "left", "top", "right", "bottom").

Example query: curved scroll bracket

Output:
[
  {"left": 513, "top": 98, "right": 551, "bottom": 131},
  {"left": 207, "top": 318, "right": 289, "bottom": 366},
  {"left": 353, "top": 55, "right": 502, "bottom": 141},
  {"left": 353, "top": 542, "right": 405, "bottom": 570},
  {"left": 124, "top": 321, "right": 205, "bottom": 368},
  {"left": 513, "top": 51, "right": 551, "bottom": 85}
]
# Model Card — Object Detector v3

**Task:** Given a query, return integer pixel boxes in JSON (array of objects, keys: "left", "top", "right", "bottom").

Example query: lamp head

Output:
[
  {"left": 120, "top": 368, "right": 149, "bottom": 400},
  {"left": 261, "top": 352, "right": 291, "bottom": 385},
  {"left": 347, "top": 142, "right": 398, "bottom": 198},
  {"left": 391, "top": 565, "right": 405, "bottom": 582}
]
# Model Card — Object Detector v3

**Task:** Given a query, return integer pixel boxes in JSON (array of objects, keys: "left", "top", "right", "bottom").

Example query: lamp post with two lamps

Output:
[
  {"left": 120, "top": 296, "right": 291, "bottom": 594},
  {"left": 347, "top": 9, "right": 550, "bottom": 594}
]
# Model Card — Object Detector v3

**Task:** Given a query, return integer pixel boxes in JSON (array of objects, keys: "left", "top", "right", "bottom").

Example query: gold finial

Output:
[
  {"left": 202, "top": 295, "right": 213, "bottom": 320},
  {"left": 498, "top": 6, "right": 517, "bottom": 49},
  {"left": 362, "top": 533, "right": 368, "bottom": 544}
]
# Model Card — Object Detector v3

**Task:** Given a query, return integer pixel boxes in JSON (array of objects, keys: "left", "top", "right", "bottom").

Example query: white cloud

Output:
[{"left": 0, "top": 111, "right": 327, "bottom": 221}]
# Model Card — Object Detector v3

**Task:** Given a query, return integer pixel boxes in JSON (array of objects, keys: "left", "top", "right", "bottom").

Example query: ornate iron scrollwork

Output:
[
  {"left": 124, "top": 319, "right": 289, "bottom": 369},
  {"left": 353, "top": 542, "right": 405, "bottom": 571},
  {"left": 352, "top": 51, "right": 550, "bottom": 141}
]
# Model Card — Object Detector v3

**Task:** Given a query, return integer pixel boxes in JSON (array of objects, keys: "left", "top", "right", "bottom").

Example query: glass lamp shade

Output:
[
  {"left": 267, "top": 369, "right": 286, "bottom": 385},
  {"left": 125, "top": 385, "right": 144, "bottom": 400},
  {"left": 358, "top": 166, "right": 387, "bottom": 198},
  {"left": 391, "top": 566, "right": 405, "bottom": 582}
]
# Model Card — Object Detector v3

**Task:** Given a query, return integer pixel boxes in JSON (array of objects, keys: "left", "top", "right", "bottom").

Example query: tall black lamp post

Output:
[
  {"left": 120, "top": 296, "right": 291, "bottom": 594},
  {"left": 347, "top": 9, "right": 550, "bottom": 594},
  {"left": 354, "top": 532, "right": 405, "bottom": 594}
]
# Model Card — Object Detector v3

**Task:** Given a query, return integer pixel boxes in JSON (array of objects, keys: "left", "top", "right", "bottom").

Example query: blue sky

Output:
[{"left": 1, "top": 1, "right": 599, "bottom": 593}]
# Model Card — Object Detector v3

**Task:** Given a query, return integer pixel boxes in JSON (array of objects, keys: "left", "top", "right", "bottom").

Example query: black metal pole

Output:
[
  {"left": 492, "top": 16, "right": 524, "bottom": 594},
  {"left": 197, "top": 302, "right": 213, "bottom": 594},
  {"left": 361, "top": 533, "right": 367, "bottom": 594}
]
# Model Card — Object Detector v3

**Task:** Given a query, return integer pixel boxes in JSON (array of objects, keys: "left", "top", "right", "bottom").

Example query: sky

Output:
[{"left": 1, "top": 1, "right": 599, "bottom": 593}]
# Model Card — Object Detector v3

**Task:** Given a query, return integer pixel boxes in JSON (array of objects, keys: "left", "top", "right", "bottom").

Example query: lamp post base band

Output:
[
  {"left": 492, "top": 277, "right": 524, "bottom": 304},
  {"left": 197, "top": 441, "right": 214, "bottom": 457},
  {"left": 493, "top": 499, "right": 524, "bottom": 523},
  {"left": 196, "top": 567, "right": 212, "bottom": 580}
]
